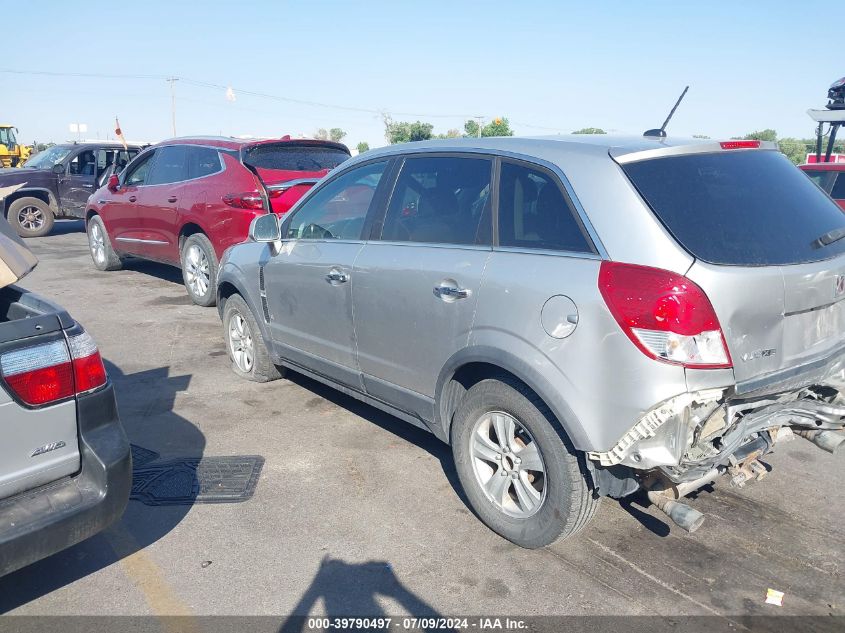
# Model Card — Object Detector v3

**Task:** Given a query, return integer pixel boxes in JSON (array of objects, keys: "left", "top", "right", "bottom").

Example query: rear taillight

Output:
[
  {"left": 598, "top": 261, "right": 732, "bottom": 369},
  {"left": 68, "top": 332, "right": 107, "bottom": 394},
  {"left": 0, "top": 331, "right": 107, "bottom": 406},
  {"left": 719, "top": 140, "right": 761, "bottom": 150},
  {"left": 222, "top": 191, "right": 265, "bottom": 210}
]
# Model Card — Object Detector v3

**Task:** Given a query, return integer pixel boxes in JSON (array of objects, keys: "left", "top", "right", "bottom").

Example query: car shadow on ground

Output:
[
  {"left": 279, "top": 556, "right": 443, "bottom": 631},
  {"left": 121, "top": 259, "right": 185, "bottom": 287},
  {"left": 284, "top": 371, "right": 470, "bottom": 509},
  {"left": 49, "top": 219, "right": 86, "bottom": 236},
  {"left": 0, "top": 361, "right": 204, "bottom": 613}
]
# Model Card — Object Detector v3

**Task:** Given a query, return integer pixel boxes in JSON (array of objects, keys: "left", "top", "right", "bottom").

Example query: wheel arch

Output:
[
  {"left": 177, "top": 222, "right": 208, "bottom": 249},
  {"left": 216, "top": 270, "right": 273, "bottom": 353},
  {"left": 3, "top": 188, "right": 59, "bottom": 217},
  {"left": 435, "top": 346, "right": 592, "bottom": 451}
]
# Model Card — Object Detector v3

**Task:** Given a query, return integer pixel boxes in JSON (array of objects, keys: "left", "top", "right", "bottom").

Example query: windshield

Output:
[
  {"left": 622, "top": 150, "right": 845, "bottom": 266},
  {"left": 243, "top": 143, "right": 350, "bottom": 172},
  {"left": 23, "top": 146, "right": 72, "bottom": 169},
  {"left": 0, "top": 128, "right": 13, "bottom": 147}
]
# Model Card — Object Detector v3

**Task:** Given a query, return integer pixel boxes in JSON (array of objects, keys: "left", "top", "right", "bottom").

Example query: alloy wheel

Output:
[
  {"left": 228, "top": 313, "right": 255, "bottom": 373},
  {"left": 89, "top": 223, "right": 106, "bottom": 264},
  {"left": 18, "top": 206, "right": 44, "bottom": 232},
  {"left": 185, "top": 245, "right": 210, "bottom": 298},
  {"left": 470, "top": 411, "right": 547, "bottom": 518}
]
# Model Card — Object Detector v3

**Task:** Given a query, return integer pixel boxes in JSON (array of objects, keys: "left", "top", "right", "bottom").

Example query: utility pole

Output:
[
  {"left": 473, "top": 116, "right": 484, "bottom": 138},
  {"left": 167, "top": 77, "right": 179, "bottom": 137}
]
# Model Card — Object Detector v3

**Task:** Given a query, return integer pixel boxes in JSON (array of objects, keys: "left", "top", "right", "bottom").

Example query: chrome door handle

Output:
[
  {"left": 435, "top": 283, "right": 470, "bottom": 300},
  {"left": 82, "top": 184, "right": 94, "bottom": 188},
  {"left": 325, "top": 268, "right": 349, "bottom": 284}
]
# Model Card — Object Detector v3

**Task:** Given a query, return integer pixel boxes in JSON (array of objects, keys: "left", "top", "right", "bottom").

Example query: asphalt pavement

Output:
[{"left": 1, "top": 220, "right": 842, "bottom": 622}]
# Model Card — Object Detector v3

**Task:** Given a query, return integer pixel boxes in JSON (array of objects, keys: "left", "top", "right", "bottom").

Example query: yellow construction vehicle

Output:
[{"left": 0, "top": 125, "right": 32, "bottom": 168}]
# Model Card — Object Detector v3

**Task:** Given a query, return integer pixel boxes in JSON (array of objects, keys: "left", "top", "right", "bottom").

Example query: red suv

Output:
[
  {"left": 800, "top": 163, "right": 845, "bottom": 211},
  {"left": 84, "top": 136, "right": 350, "bottom": 305}
]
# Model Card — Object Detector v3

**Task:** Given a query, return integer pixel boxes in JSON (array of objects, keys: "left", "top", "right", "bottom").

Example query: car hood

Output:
[{"left": 0, "top": 214, "right": 37, "bottom": 288}]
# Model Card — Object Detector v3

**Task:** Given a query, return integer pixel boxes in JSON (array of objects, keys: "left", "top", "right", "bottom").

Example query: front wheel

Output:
[
  {"left": 8, "top": 197, "right": 54, "bottom": 238},
  {"left": 222, "top": 294, "right": 283, "bottom": 382},
  {"left": 87, "top": 215, "right": 123, "bottom": 271},
  {"left": 451, "top": 377, "right": 600, "bottom": 548},
  {"left": 180, "top": 234, "right": 218, "bottom": 307}
]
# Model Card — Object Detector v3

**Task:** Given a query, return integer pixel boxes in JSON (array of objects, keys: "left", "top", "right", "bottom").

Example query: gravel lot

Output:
[{"left": 1, "top": 220, "right": 842, "bottom": 620}]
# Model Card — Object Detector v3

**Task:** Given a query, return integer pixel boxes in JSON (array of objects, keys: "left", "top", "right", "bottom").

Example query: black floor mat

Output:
[
  {"left": 130, "top": 444, "right": 160, "bottom": 468},
  {"left": 130, "top": 455, "right": 264, "bottom": 506}
]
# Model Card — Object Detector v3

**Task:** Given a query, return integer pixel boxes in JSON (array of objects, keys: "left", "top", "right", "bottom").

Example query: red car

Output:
[
  {"left": 85, "top": 136, "right": 350, "bottom": 305},
  {"left": 800, "top": 162, "right": 845, "bottom": 211}
]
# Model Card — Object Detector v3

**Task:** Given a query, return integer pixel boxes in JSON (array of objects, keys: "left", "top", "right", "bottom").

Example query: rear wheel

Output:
[
  {"left": 180, "top": 233, "right": 218, "bottom": 307},
  {"left": 451, "top": 377, "right": 599, "bottom": 548},
  {"left": 222, "top": 294, "right": 283, "bottom": 382},
  {"left": 87, "top": 215, "right": 123, "bottom": 271},
  {"left": 8, "top": 197, "right": 54, "bottom": 238}
]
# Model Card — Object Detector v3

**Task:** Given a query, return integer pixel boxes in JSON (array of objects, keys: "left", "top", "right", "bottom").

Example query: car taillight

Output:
[
  {"left": 222, "top": 191, "right": 265, "bottom": 210},
  {"left": 68, "top": 332, "right": 107, "bottom": 394},
  {"left": 719, "top": 140, "right": 761, "bottom": 150},
  {"left": 0, "top": 332, "right": 107, "bottom": 406},
  {"left": 598, "top": 261, "right": 732, "bottom": 369}
]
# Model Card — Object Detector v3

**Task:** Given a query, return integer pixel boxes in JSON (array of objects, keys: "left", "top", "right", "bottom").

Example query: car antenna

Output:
[{"left": 644, "top": 86, "right": 689, "bottom": 138}]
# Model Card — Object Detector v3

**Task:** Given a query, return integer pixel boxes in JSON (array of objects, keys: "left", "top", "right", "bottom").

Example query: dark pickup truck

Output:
[
  {"left": 0, "top": 216, "right": 131, "bottom": 576},
  {"left": 0, "top": 142, "right": 141, "bottom": 238}
]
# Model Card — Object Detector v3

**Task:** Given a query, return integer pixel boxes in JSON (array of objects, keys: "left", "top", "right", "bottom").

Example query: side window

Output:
[
  {"left": 285, "top": 161, "right": 387, "bottom": 241},
  {"left": 68, "top": 150, "right": 97, "bottom": 176},
  {"left": 146, "top": 146, "right": 188, "bottom": 186},
  {"left": 186, "top": 147, "right": 222, "bottom": 180},
  {"left": 805, "top": 171, "right": 834, "bottom": 193},
  {"left": 832, "top": 173, "right": 845, "bottom": 200},
  {"left": 380, "top": 156, "right": 492, "bottom": 246},
  {"left": 124, "top": 151, "right": 156, "bottom": 186},
  {"left": 498, "top": 161, "right": 593, "bottom": 253}
]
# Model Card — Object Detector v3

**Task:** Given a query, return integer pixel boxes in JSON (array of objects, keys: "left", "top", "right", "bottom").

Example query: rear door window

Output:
[
  {"left": 243, "top": 143, "right": 350, "bottom": 171},
  {"left": 804, "top": 170, "right": 836, "bottom": 194},
  {"left": 498, "top": 161, "right": 593, "bottom": 253},
  {"left": 622, "top": 151, "right": 845, "bottom": 265},
  {"left": 380, "top": 155, "right": 492, "bottom": 246},
  {"left": 146, "top": 146, "right": 188, "bottom": 186},
  {"left": 186, "top": 146, "right": 222, "bottom": 180}
]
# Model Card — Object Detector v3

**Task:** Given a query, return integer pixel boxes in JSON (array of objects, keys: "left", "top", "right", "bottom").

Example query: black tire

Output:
[
  {"left": 7, "top": 197, "right": 54, "bottom": 238},
  {"left": 451, "top": 376, "right": 600, "bottom": 548},
  {"left": 180, "top": 233, "right": 218, "bottom": 307},
  {"left": 222, "top": 294, "right": 283, "bottom": 383},
  {"left": 86, "top": 215, "right": 123, "bottom": 271}
]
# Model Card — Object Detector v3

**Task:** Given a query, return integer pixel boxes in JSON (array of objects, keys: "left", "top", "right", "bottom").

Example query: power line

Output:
[{"left": 0, "top": 67, "right": 572, "bottom": 133}]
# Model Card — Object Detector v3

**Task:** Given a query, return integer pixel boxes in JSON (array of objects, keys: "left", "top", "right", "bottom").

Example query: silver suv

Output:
[
  {"left": 0, "top": 216, "right": 131, "bottom": 576},
  {"left": 217, "top": 136, "right": 845, "bottom": 548}
]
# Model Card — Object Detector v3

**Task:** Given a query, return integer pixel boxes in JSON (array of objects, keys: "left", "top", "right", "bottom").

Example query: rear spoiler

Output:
[{"left": 611, "top": 140, "right": 779, "bottom": 165}]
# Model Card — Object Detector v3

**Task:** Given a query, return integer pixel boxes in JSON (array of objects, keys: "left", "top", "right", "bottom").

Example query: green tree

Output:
[
  {"left": 777, "top": 137, "right": 808, "bottom": 165},
  {"left": 314, "top": 128, "right": 329, "bottom": 140},
  {"left": 356, "top": 141, "right": 370, "bottom": 154},
  {"left": 329, "top": 128, "right": 346, "bottom": 143},
  {"left": 572, "top": 127, "right": 606, "bottom": 134},
  {"left": 741, "top": 129, "right": 778, "bottom": 142},
  {"left": 463, "top": 118, "right": 514, "bottom": 138},
  {"left": 385, "top": 119, "right": 434, "bottom": 144}
]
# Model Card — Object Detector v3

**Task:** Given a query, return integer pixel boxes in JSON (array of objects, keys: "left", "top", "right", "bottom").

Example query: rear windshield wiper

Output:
[{"left": 813, "top": 227, "right": 845, "bottom": 248}]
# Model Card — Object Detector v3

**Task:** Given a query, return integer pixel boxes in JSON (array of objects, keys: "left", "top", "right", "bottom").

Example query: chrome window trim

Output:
[{"left": 492, "top": 245, "right": 602, "bottom": 261}]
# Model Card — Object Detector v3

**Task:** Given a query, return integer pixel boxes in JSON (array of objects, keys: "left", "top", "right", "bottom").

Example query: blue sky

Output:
[{"left": 3, "top": 1, "right": 840, "bottom": 148}]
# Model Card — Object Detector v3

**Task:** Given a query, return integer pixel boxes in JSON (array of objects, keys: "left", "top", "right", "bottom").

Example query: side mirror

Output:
[
  {"left": 107, "top": 174, "right": 120, "bottom": 192},
  {"left": 249, "top": 213, "right": 281, "bottom": 243},
  {"left": 51, "top": 163, "right": 65, "bottom": 175}
]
